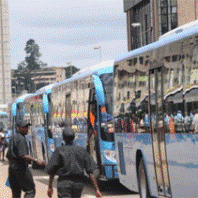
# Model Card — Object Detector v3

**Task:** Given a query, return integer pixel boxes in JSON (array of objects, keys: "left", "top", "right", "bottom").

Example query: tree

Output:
[
  {"left": 17, "top": 61, "right": 27, "bottom": 71},
  {"left": 13, "top": 39, "right": 48, "bottom": 94},
  {"left": 25, "top": 39, "right": 41, "bottom": 70}
]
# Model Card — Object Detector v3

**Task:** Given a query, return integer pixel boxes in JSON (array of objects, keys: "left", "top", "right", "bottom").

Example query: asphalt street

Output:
[{"left": 0, "top": 160, "right": 139, "bottom": 198}]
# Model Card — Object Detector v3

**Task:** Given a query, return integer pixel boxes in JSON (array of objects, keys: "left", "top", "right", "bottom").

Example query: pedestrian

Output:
[
  {"left": 45, "top": 127, "right": 102, "bottom": 198},
  {"left": 0, "top": 127, "right": 5, "bottom": 161},
  {"left": 174, "top": 110, "right": 184, "bottom": 133},
  {"left": 6, "top": 120, "right": 45, "bottom": 198}
]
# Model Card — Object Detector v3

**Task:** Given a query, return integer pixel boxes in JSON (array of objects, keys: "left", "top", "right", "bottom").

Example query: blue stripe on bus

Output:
[
  {"left": 118, "top": 142, "right": 126, "bottom": 175},
  {"left": 97, "top": 66, "right": 113, "bottom": 76}
]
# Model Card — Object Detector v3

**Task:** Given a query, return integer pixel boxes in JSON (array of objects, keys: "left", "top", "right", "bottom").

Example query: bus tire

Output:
[{"left": 138, "top": 158, "right": 151, "bottom": 198}]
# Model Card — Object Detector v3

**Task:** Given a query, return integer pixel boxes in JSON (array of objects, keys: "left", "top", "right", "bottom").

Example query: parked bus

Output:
[
  {"left": 51, "top": 60, "right": 117, "bottom": 181},
  {"left": 113, "top": 20, "right": 198, "bottom": 197},
  {"left": 11, "top": 85, "right": 55, "bottom": 168},
  {"left": 23, "top": 84, "right": 56, "bottom": 168}
]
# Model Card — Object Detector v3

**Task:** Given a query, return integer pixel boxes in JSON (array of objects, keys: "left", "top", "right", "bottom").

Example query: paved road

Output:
[{"left": 0, "top": 160, "right": 139, "bottom": 198}]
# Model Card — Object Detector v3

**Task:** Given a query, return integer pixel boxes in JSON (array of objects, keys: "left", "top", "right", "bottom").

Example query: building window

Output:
[
  {"left": 159, "top": 0, "right": 178, "bottom": 35},
  {"left": 171, "top": 0, "right": 177, "bottom": 29},
  {"left": 130, "top": 0, "right": 151, "bottom": 49},
  {"left": 160, "top": 0, "right": 168, "bottom": 34}
]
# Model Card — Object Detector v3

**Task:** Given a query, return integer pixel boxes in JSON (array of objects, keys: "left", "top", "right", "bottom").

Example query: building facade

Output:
[
  {"left": 0, "top": 0, "right": 11, "bottom": 107},
  {"left": 11, "top": 66, "right": 80, "bottom": 98},
  {"left": 124, "top": 0, "right": 197, "bottom": 51}
]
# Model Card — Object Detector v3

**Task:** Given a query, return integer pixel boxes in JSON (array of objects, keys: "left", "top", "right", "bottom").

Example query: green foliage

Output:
[
  {"left": 13, "top": 39, "right": 48, "bottom": 94},
  {"left": 18, "top": 39, "right": 46, "bottom": 71}
]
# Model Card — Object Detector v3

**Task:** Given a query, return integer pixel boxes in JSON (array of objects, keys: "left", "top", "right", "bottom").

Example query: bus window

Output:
[
  {"left": 183, "top": 51, "right": 198, "bottom": 133},
  {"left": 164, "top": 64, "right": 184, "bottom": 133},
  {"left": 100, "top": 73, "right": 115, "bottom": 140},
  {"left": 135, "top": 70, "right": 149, "bottom": 133}
]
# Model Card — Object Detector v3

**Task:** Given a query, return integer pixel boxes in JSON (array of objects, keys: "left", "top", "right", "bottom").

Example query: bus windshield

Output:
[{"left": 100, "top": 73, "right": 114, "bottom": 141}]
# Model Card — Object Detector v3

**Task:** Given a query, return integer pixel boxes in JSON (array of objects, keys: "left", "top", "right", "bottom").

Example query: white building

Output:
[{"left": 0, "top": 0, "right": 11, "bottom": 108}]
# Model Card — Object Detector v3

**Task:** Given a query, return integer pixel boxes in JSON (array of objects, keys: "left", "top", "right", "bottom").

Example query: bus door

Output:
[
  {"left": 65, "top": 93, "right": 72, "bottom": 121},
  {"left": 149, "top": 68, "right": 172, "bottom": 197},
  {"left": 87, "top": 88, "right": 101, "bottom": 166}
]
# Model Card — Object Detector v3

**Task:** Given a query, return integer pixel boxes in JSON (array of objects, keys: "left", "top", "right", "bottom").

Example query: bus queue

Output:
[{"left": 5, "top": 20, "right": 198, "bottom": 198}]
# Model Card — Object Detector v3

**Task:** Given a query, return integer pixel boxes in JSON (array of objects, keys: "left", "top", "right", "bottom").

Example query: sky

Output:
[{"left": 8, "top": 0, "right": 127, "bottom": 69}]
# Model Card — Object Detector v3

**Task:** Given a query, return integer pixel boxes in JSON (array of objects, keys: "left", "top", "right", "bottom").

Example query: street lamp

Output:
[
  {"left": 93, "top": 46, "right": 102, "bottom": 63},
  {"left": 131, "top": 23, "right": 142, "bottom": 47}
]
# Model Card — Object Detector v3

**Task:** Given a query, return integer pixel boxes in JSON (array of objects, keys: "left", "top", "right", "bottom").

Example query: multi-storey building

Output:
[
  {"left": 0, "top": 0, "right": 11, "bottom": 108},
  {"left": 11, "top": 66, "right": 80, "bottom": 98},
  {"left": 124, "top": 0, "right": 197, "bottom": 50}
]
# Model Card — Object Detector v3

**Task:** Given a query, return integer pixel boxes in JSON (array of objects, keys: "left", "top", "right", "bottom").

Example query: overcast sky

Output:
[{"left": 8, "top": 0, "right": 127, "bottom": 69}]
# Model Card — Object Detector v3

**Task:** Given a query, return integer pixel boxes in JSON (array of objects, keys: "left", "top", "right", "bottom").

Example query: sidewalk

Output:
[
  {"left": 0, "top": 160, "right": 138, "bottom": 198},
  {"left": 0, "top": 161, "right": 12, "bottom": 198}
]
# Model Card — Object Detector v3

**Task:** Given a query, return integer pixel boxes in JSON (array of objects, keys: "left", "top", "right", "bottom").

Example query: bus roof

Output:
[
  {"left": 73, "top": 60, "right": 114, "bottom": 76},
  {"left": 114, "top": 21, "right": 198, "bottom": 64},
  {"left": 15, "top": 94, "right": 32, "bottom": 103},
  {"left": 35, "top": 82, "right": 58, "bottom": 95},
  {"left": 54, "top": 60, "right": 114, "bottom": 88}
]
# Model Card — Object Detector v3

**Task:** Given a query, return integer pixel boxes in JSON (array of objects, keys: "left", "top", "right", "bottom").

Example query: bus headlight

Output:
[{"left": 104, "top": 149, "right": 117, "bottom": 162}]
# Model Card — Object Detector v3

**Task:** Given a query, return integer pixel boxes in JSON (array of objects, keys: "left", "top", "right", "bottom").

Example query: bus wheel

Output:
[{"left": 138, "top": 158, "right": 150, "bottom": 198}]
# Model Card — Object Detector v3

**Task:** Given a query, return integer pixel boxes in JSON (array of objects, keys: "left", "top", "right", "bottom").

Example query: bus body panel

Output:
[
  {"left": 166, "top": 133, "right": 198, "bottom": 197},
  {"left": 100, "top": 138, "right": 117, "bottom": 179},
  {"left": 115, "top": 133, "right": 158, "bottom": 196},
  {"left": 31, "top": 126, "right": 44, "bottom": 161}
]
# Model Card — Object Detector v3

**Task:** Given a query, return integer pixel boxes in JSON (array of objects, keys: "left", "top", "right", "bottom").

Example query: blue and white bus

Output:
[
  {"left": 51, "top": 60, "right": 117, "bottom": 181},
  {"left": 23, "top": 84, "right": 55, "bottom": 168},
  {"left": 11, "top": 85, "right": 55, "bottom": 168},
  {"left": 113, "top": 20, "right": 198, "bottom": 197}
]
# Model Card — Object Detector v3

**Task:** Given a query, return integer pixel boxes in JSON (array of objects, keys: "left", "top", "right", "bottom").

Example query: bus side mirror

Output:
[
  {"left": 92, "top": 75, "right": 105, "bottom": 105},
  {"left": 43, "top": 94, "right": 49, "bottom": 113},
  {"left": 12, "top": 103, "right": 17, "bottom": 117}
]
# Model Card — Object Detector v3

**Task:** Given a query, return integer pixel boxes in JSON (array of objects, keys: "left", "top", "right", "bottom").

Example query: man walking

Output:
[
  {"left": 45, "top": 127, "right": 102, "bottom": 198},
  {"left": 0, "top": 127, "right": 5, "bottom": 161},
  {"left": 6, "top": 120, "right": 45, "bottom": 198}
]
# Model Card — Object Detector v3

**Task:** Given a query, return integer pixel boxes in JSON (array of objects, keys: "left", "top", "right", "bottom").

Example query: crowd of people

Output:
[
  {"left": 164, "top": 110, "right": 198, "bottom": 133},
  {"left": 115, "top": 108, "right": 198, "bottom": 134}
]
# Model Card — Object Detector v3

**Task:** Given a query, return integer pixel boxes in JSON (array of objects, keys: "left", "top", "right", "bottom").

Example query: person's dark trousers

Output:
[
  {"left": 2, "top": 143, "right": 6, "bottom": 160},
  {"left": 57, "top": 180, "right": 84, "bottom": 198},
  {"left": 9, "top": 165, "right": 36, "bottom": 198}
]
